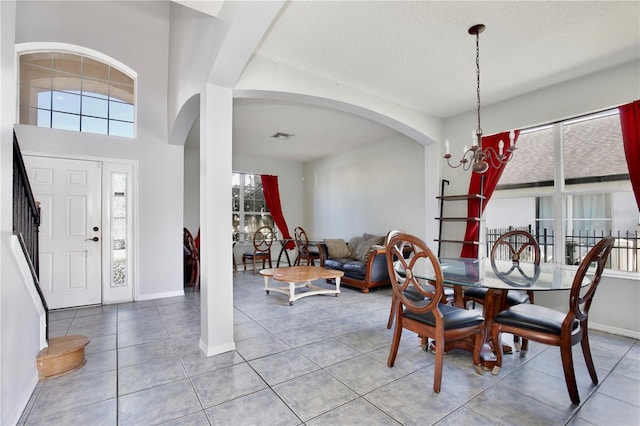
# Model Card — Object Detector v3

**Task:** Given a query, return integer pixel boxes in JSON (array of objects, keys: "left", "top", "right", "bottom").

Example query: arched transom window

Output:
[{"left": 19, "top": 51, "right": 135, "bottom": 137}]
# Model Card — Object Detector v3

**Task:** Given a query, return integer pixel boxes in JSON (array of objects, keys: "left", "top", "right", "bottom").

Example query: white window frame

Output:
[
  {"left": 15, "top": 42, "right": 138, "bottom": 138},
  {"left": 488, "top": 109, "right": 638, "bottom": 278}
]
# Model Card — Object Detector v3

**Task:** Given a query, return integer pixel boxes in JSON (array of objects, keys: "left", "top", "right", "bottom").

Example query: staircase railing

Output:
[{"left": 12, "top": 131, "right": 48, "bottom": 339}]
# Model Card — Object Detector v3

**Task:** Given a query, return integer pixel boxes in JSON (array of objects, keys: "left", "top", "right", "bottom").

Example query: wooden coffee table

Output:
[{"left": 259, "top": 266, "right": 344, "bottom": 305}]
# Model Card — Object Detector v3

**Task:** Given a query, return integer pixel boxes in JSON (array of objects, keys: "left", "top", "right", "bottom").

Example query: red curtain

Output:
[
  {"left": 261, "top": 175, "right": 295, "bottom": 249},
  {"left": 619, "top": 100, "right": 640, "bottom": 210},
  {"left": 460, "top": 130, "right": 520, "bottom": 258}
]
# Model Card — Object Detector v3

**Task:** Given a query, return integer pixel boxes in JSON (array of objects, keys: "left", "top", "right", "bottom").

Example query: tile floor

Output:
[{"left": 19, "top": 272, "right": 640, "bottom": 425}]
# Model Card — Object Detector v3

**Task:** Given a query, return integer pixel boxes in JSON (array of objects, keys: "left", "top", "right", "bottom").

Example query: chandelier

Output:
[{"left": 444, "top": 24, "right": 516, "bottom": 174}]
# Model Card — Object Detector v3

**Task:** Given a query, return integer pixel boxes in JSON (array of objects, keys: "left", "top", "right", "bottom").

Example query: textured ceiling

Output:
[{"left": 225, "top": 1, "right": 640, "bottom": 161}]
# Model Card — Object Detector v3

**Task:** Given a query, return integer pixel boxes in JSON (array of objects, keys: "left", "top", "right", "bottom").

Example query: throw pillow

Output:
[
  {"left": 348, "top": 236, "right": 363, "bottom": 259},
  {"left": 324, "top": 238, "right": 351, "bottom": 259},
  {"left": 355, "top": 233, "right": 384, "bottom": 262}
]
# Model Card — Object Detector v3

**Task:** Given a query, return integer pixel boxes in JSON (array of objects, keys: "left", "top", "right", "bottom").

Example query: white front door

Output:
[{"left": 25, "top": 156, "right": 102, "bottom": 309}]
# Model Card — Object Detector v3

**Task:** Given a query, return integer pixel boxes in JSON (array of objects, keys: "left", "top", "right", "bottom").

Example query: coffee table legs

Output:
[{"left": 263, "top": 276, "right": 341, "bottom": 305}]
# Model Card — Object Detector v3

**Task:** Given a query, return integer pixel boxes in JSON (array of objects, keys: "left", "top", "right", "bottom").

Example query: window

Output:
[
  {"left": 486, "top": 109, "right": 639, "bottom": 273},
  {"left": 232, "top": 173, "right": 273, "bottom": 241},
  {"left": 110, "top": 172, "right": 128, "bottom": 287},
  {"left": 19, "top": 51, "right": 135, "bottom": 137}
]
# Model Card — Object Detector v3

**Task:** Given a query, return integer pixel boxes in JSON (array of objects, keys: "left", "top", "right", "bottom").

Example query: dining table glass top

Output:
[{"left": 436, "top": 257, "right": 589, "bottom": 291}]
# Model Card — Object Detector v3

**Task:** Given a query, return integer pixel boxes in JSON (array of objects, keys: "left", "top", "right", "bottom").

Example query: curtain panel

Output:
[
  {"left": 619, "top": 100, "right": 640, "bottom": 210},
  {"left": 260, "top": 175, "right": 295, "bottom": 249},
  {"left": 460, "top": 130, "right": 520, "bottom": 258}
]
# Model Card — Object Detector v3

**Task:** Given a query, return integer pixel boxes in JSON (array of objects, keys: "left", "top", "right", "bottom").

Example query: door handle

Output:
[{"left": 85, "top": 236, "right": 99, "bottom": 242}]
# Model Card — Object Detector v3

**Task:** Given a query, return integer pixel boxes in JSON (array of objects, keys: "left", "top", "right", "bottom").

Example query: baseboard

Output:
[
  {"left": 136, "top": 289, "right": 185, "bottom": 301},
  {"left": 590, "top": 322, "right": 640, "bottom": 340},
  {"left": 199, "top": 338, "right": 236, "bottom": 357},
  {"left": 10, "top": 373, "right": 39, "bottom": 426}
]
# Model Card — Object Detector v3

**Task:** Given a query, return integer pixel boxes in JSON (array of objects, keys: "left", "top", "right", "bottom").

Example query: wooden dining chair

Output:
[
  {"left": 183, "top": 227, "right": 200, "bottom": 291},
  {"left": 385, "top": 230, "right": 455, "bottom": 329},
  {"left": 490, "top": 236, "right": 615, "bottom": 404},
  {"left": 385, "top": 232, "right": 485, "bottom": 393},
  {"left": 293, "top": 226, "right": 320, "bottom": 266},
  {"left": 242, "top": 226, "right": 275, "bottom": 274},
  {"left": 464, "top": 230, "right": 540, "bottom": 352}
]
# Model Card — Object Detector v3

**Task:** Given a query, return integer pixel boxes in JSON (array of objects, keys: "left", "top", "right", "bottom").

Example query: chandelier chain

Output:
[
  {"left": 443, "top": 24, "right": 516, "bottom": 174},
  {"left": 476, "top": 31, "right": 482, "bottom": 137}
]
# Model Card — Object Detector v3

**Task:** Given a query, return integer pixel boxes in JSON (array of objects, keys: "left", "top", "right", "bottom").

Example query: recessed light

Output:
[{"left": 271, "top": 132, "right": 294, "bottom": 140}]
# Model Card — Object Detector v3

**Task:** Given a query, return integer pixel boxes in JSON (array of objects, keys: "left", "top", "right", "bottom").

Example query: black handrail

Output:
[{"left": 12, "top": 131, "right": 48, "bottom": 340}]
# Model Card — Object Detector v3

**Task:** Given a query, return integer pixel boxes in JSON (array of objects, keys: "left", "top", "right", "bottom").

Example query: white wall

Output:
[
  {"left": 442, "top": 60, "right": 640, "bottom": 336},
  {"left": 14, "top": 1, "right": 183, "bottom": 300},
  {"left": 304, "top": 134, "right": 427, "bottom": 242},
  {"left": 1, "top": 2, "right": 43, "bottom": 423},
  {"left": 183, "top": 118, "right": 200, "bottom": 234}
]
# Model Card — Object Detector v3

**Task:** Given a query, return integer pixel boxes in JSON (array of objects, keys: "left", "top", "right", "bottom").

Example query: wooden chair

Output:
[
  {"left": 183, "top": 228, "right": 200, "bottom": 291},
  {"left": 385, "top": 232, "right": 485, "bottom": 393},
  {"left": 293, "top": 226, "right": 320, "bottom": 266},
  {"left": 385, "top": 230, "right": 456, "bottom": 329},
  {"left": 464, "top": 230, "right": 540, "bottom": 352},
  {"left": 490, "top": 236, "right": 615, "bottom": 404},
  {"left": 242, "top": 226, "right": 275, "bottom": 274}
]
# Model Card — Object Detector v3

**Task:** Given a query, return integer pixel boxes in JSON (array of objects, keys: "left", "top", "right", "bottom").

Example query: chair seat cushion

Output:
[
  {"left": 464, "top": 287, "right": 530, "bottom": 306},
  {"left": 243, "top": 251, "right": 269, "bottom": 259},
  {"left": 494, "top": 303, "right": 577, "bottom": 335},
  {"left": 404, "top": 303, "right": 484, "bottom": 330}
]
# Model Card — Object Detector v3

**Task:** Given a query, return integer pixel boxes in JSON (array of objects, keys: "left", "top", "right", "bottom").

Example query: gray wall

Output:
[{"left": 304, "top": 134, "right": 427, "bottom": 241}]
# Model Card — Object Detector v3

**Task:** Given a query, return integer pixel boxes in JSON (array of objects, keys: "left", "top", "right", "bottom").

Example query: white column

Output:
[{"left": 199, "top": 83, "right": 235, "bottom": 356}]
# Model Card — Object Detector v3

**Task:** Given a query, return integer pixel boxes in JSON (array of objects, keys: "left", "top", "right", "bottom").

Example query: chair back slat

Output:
[
  {"left": 386, "top": 232, "right": 441, "bottom": 315},
  {"left": 490, "top": 230, "right": 540, "bottom": 265},
  {"left": 253, "top": 226, "right": 275, "bottom": 252},
  {"left": 570, "top": 236, "right": 615, "bottom": 322}
]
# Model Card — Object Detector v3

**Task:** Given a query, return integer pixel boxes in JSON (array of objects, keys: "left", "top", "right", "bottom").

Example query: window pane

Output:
[
  {"left": 113, "top": 196, "right": 126, "bottom": 218},
  {"left": 20, "top": 63, "right": 52, "bottom": 88},
  {"left": 21, "top": 52, "right": 52, "bottom": 68},
  {"left": 110, "top": 67, "right": 132, "bottom": 85},
  {"left": 53, "top": 52, "right": 81, "bottom": 75},
  {"left": 82, "top": 95, "right": 108, "bottom": 118},
  {"left": 110, "top": 82, "right": 134, "bottom": 104},
  {"left": 52, "top": 91, "right": 80, "bottom": 114},
  {"left": 52, "top": 111, "right": 79, "bottom": 131},
  {"left": 83, "top": 56, "right": 109, "bottom": 80},
  {"left": 109, "top": 120, "right": 134, "bottom": 138},
  {"left": 232, "top": 186, "right": 240, "bottom": 211},
  {"left": 53, "top": 70, "right": 81, "bottom": 92},
  {"left": 37, "top": 90, "right": 52, "bottom": 110},
  {"left": 19, "top": 106, "right": 40, "bottom": 126},
  {"left": 109, "top": 101, "right": 134, "bottom": 121},
  {"left": 564, "top": 112, "right": 628, "bottom": 183},
  {"left": 82, "top": 78, "right": 109, "bottom": 98},
  {"left": 499, "top": 126, "right": 555, "bottom": 189},
  {"left": 82, "top": 116, "right": 108, "bottom": 135},
  {"left": 37, "top": 109, "right": 51, "bottom": 127}
]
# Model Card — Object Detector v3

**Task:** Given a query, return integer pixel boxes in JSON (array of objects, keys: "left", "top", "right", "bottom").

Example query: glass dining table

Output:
[{"left": 413, "top": 257, "right": 588, "bottom": 369}]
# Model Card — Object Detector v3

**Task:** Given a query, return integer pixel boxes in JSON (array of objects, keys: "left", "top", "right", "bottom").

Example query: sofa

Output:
[{"left": 318, "top": 233, "right": 390, "bottom": 293}]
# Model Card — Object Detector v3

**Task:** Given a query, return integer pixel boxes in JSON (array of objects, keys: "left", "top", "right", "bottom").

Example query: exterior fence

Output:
[{"left": 487, "top": 225, "right": 639, "bottom": 273}]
